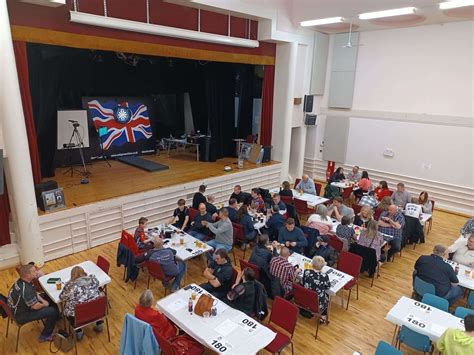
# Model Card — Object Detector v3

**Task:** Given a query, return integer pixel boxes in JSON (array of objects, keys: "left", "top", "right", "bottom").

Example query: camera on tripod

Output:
[{"left": 69, "top": 119, "right": 80, "bottom": 128}]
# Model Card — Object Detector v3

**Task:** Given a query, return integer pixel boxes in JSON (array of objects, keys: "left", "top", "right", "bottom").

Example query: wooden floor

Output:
[
  {"left": 0, "top": 210, "right": 469, "bottom": 354},
  {"left": 44, "top": 152, "right": 275, "bottom": 211}
]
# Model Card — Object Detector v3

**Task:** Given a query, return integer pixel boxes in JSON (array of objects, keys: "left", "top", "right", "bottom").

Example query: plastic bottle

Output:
[{"left": 188, "top": 297, "right": 193, "bottom": 314}]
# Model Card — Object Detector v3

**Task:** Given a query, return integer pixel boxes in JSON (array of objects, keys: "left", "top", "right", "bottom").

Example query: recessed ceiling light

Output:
[
  {"left": 300, "top": 17, "right": 344, "bottom": 27},
  {"left": 439, "top": 1, "right": 474, "bottom": 10},
  {"left": 358, "top": 7, "right": 416, "bottom": 20}
]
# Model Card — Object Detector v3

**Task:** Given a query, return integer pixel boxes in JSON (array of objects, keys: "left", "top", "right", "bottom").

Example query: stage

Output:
[{"left": 35, "top": 153, "right": 281, "bottom": 262}]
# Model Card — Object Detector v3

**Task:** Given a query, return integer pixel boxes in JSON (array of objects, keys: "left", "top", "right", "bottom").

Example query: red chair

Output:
[
  {"left": 120, "top": 230, "right": 140, "bottom": 256},
  {"left": 96, "top": 255, "right": 112, "bottom": 309},
  {"left": 337, "top": 251, "right": 363, "bottom": 310},
  {"left": 239, "top": 259, "right": 260, "bottom": 281},
  {"left": 71, "top": 296, "right": 110, "bottom": 354},
  {"left": 341, "top": 186, "right": 353, "bottom": 200},
  {"left": 232, "top": 222, "right": 246, "bottom": 261},
  {"left": 293, "top": 283, "right": 325, "bottom": 339},
  {"left": 352, "top": 204, "right": 362, "bottom": 216},
  {"left": 188, "top": 208, "right": 199, "bottom": 222},
  {"left": 0, "top": 299, "right": 33, "bottom": 352},
  {"left": 328, "top": 233, "right": 344, "bottom": 253},
  {"left": 294, "top": 178, "right": 301, "bottom": 189},
  {"left": 314, "top": 182, "right": 322, "bottom": 196},
  {"left": 280, "top": 195, "right": 294, "bottom": 206},
  {"left": 246, "top": 134, "right": 255, "bottom": 143},
  {"left": 155, "top": 328, "right": 205, "bottom": 355},
  {"left": 294, "top": 198, "right": 313, "bottom": 220},
  {"left": 146, "top": 261, "right": 176, "bottom": 296},
  {"left": 264, "top": 296, "right": 299, "bottom": 354},
  {"left": 373, "top": 208, "right": 383, "bottom": 221}
]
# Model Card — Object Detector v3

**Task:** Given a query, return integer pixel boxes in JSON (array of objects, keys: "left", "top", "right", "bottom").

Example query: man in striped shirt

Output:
[{"left": 269, "top": 247, "right": 301, "bottom": 297}]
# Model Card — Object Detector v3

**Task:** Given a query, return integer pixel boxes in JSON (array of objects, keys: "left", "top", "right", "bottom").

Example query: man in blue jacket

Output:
[
  {"left": 265, "top": 205, "right": 286, "bottom": 241},
  {"left": 278, "top": 218, "right": 307, "bottom": 254}
]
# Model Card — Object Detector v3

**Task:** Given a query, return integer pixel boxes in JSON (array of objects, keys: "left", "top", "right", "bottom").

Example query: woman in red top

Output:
[
  {"left": 135, "top": 290, "right": 177, "bottom": 340},
  {"left": 374, "top": 181, "right": 391, "bottom": 201}
]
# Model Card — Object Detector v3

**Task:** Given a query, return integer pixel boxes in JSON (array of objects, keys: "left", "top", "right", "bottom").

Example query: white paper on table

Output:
[
  {"left": 215, "top": 319, "right": 239, "bottom": 337},
  {"left": 167, "top": 298, "right": 187, "bottom": 312}
]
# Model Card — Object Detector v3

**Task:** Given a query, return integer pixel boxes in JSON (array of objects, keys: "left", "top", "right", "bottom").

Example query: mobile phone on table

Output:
[{"left": 47, "top": 277, "right": 61, "bottom": 284}]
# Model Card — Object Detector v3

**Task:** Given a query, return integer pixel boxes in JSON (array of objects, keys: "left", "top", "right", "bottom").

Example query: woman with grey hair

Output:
[
  {"left": 302, "top": 256, "right": 331, "bottom": 320},
  {"left": 307, "top": 205, "right": 333, "bottom": 235},
  {"left": 134, "top": 289, "right": 177, "bottom": 340}
]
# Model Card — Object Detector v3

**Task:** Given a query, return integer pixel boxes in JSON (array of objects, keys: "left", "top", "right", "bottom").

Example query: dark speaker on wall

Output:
[
  {"left": 303, "top": 95, "right": 314, "bottom": 113},
  {"left": 35, "top": 180, "right": 58, "bottom": 211},
  {"left": 262, "top": 146, "right": 272, "bottom": 163},
  {"left": 305, "top": 114, "right": 317, "bottom": 126},
  {"left": 0, "top": 149, "right": 3, "bottom": 195}
]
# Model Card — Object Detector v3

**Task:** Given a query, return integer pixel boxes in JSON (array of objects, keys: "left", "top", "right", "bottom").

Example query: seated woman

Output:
[
  {"left": 307, "top": 205, "right": 333, "bottom": 235},
  {"left": 336, "top": 216, "right": 355, "bottom": 243},
  {"left": 226, "top": 268, "right": 257, "bottom": 316},
  {"left": 329, "top": 167, "right": 345, "bottom": 183},
  {"left": 353, "top": 205, "right": 374, "bottom": 227},
  {"left": 354, "top": 171, "right": 371, "bottom": 199},
  {"left": 59, "top": 266, "right": 104, "bottom": 340},
  {"left": 302, "top": 256, "right": 331, "bottom": 321},
  {"left": 236, "top": 204, "right": 258, "bottom": 245},
  {"left": 374, "top": 181, "right": 391, "bottom": 201},
  {"left": 279, "top": 181, "right": 293, "bottom": 197},
  {"left": 249, "top": 234, "right": 279, "bottom": 291},
  {"left": 357, "top": 220, "right": 386, "bottom": 262},
  {"left": 418, "top": 191, "right": 432, "bottom": 214},
  {"left": 134, "top": 289, "right": 177, "bottom": 340}
]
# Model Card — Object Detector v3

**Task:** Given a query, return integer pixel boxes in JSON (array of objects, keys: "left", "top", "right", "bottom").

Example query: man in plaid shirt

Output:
[
  {"left": 269, "top": 247, "right": 301, "bottom": 297},
  {"left": 358, "top": 191, "right": 378, "bottom": 209},
  {"left": 378, "top": 205, "right": 405, "bottom": 260}
]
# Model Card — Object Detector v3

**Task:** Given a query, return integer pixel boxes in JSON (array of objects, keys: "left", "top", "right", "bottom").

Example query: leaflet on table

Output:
[
  {"left": 215, "top": 319, "right": 239, "bottom": 337},
  {"left": 166, "top": 298, "right": 187, "bottom": 313}
]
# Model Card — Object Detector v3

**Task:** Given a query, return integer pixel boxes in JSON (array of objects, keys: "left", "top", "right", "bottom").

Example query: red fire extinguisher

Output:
[{"left": 326, "top": 161, "right": 335, "bottom": 182}]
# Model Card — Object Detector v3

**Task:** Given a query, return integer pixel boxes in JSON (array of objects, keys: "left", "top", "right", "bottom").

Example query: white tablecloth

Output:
[
  {"left": 330, "top": 182, "right": 355, "bottom": 189},
  {"left": 444, "top": 259, "right": 474, "bottom": 290},
  {"left": 331, "top": 219, "right": 393, "bottom": 242},
  {"left": 287, "top": 252, "right": 353, "bottom": 296},
  {"left": 147, "top": 225, "right": 213, "bottom": 261},
  {"left": 156, "top": 284, "right": 276, "bottom": 354},
  {"left": 38, "top": 260, "right": 111, "bottom": 304},
  {"left": 269, "top": 188, "right": 328, "bottom": 208},
  {"left": 385, "top": 296, "right": 464, "bottom": 341}
]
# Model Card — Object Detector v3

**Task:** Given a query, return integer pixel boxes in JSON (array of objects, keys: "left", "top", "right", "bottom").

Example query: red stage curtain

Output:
[
  {"left": 260, "top": 65, "right": 275, "bottom": 147},
  {"left": 0, "top": 180, "right": 11, "bottom": 246},
  {"left": 13, "top": 41, "right": 42, "bottom": 184}
]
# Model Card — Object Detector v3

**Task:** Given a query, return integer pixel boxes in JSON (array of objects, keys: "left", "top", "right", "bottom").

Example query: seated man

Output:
[
  {"left": 309, "top": 235, "right": 336, "bottom": 267},
  {"left": 378, "top": 204, "right": 405, "bottom": 260},
  {"left": 188, "top": 203, "right": 212, "bottom": 241},
  {"left": 202, "top": 208, "right": 234, "bottom": 254},
  {"left": 192, "top": 184, "right": 207, "bottom": 209},
  {"left": 414, "top": 244, "right": 462, "bottom": 305},
  {"left": 327, "top": 196, "right": 355, "bottom": 222},
  {"left": 358, "top": 191, "right": 378, "bottom": 210},
  {"left": 134, "top": 217, "right": 154, "bottom": 249},
  {"left": 8, "top": 264, "right": 60, "bottom": 342},
  {"left": 200, "top": 249, "right": 234, "bottom": 300},
  {"left": 391, "top": 182, "right": 411, "bottom": 208},
  {"left": 265, "top": 205, "right": 286, "bottom": 241},
  {"left": 250, "top": 188, "right": 265, "bottom": 212},
  {"left": 226, "top": 198, "right": 239, "bottom": 222},
  {"left": 269, "top": 247, "right": 300, "bottom": 298},
  {"left": 235, "top": 205, "right": 257, "bottom": 245},
  {"left": 347, "top": 166, "right": 362, "bottom": 182},
  {"left": 230, "top": 185, "right": 244, "bottom": 204},
  {"left": 277, "top": 218, "right": 308, "bottom": 254},
  {"left": 205, "top": 195, "right": 219, "bottom": 219},
  {"left": 271, "top": 193, "right": 286, "bottom": 214},
  {"left": 169, "top": 199, "right": 189, "bottom": 230},
  {"left": 437, "top": 314, "right": 474, "bottom": 354},
  {"left": 447, "top": 234, "right": 474, "bottom": 267},
  {"left": 295, "top": 174, "right": 316, "bottom": 195},
  {"left": 135, "top": 238, "right": 186, "bottom": 292}
]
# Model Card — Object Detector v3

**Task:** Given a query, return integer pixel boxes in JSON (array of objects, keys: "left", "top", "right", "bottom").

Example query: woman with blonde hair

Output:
[
  {"left": 302, "top": 256, "right": 331, "bottom": 319},
  {"left": 307, "top": 204, "right": 333, "bottom": 235},
  {"left": 353, "top": 205, "right": 373, "bottom": 228},
  {"left": 59, "top": 266, "right": 103, "bottom": 340},
  {"left": 357, "top": 220, "right": 386, "bottom": 262}
]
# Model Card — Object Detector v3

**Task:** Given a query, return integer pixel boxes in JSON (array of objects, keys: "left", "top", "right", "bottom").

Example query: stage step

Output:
[{"left": 117, "top": 156, "right": 169, "bottom": 172}]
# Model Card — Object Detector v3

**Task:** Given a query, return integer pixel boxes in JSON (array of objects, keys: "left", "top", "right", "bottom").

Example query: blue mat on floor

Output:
[{"left": 117, "top": 156, "right": 169, "bottom": 172}]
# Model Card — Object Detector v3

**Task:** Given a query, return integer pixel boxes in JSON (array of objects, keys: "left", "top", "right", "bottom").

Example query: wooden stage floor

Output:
[{"left": 43, "top": 153, "right": 276, "bottom": 211}]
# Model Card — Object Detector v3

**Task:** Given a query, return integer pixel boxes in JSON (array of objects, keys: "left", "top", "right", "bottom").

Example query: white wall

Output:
[{"left": 305, "top": 21, "right": 474, "bottom": 214}]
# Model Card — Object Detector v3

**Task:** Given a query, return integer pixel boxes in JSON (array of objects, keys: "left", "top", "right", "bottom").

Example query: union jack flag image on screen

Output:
[{"left": 88, "top": 100, "right": 153, "bottom": 150}]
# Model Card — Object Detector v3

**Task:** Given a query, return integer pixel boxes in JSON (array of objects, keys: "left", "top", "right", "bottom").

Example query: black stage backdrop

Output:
[{"left": 27, "top": 44, "right": 261, "bottom": 177}]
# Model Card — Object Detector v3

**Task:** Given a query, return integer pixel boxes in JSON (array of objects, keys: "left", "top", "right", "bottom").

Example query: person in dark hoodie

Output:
[
  {"left": 264, "top": 205, "right": 286, "bottom": 241},
  {"left": 236, "top": 204, "right": 257, "bottom": 244},
  {"left": 278, "top": 218, "right": 307, "bottom": 254},
  {"left": 249, "top": 234, "right": 279, "bottom": 291}
]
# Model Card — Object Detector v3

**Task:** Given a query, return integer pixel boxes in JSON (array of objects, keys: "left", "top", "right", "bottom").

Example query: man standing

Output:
[
  {"left": 202, "top": 208, "right": 233, "bottom": 254},
  {"left": 192, "top": 184, "right": 207, "bottom": 209},
  {"left": 347, "top": 166, "right": 362, "bottom": 182},
  {"left": 391, "top": 183, "right": 411, "bottom": 208},
  {"left": 269, "top": 247, "right": 301, "bottom": 298},
  {"left": 188, "top": 203, "right": 212, "bottom": 241},
  {"left": 378, "top": 204, "right": 405, "bottom": 260},
  {"left": 200, "top": 249, "right": 234, "bottom": 300},
  {"left": 135, "top": 238, "right": 186, "bottom": 292},
  {"left": 414, "top": 245, "right": 463, "bottom": 305},
  {"left": 278, "top": 218, "right": 307, "bottom": 254},
  {"left": 8, "top": 264, "right": 60, "bottom": 342},
  {"left": 295, "top": 174, "right": 316, "bottom": 195},
  {"left": 328, "top": 196, "right": 355, "bottom": 222}
]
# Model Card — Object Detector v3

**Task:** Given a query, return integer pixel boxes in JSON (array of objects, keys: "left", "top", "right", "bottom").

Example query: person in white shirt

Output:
[
  {"left": 447, "top": 234, "right": 474, "bottom": 268},
  {"left": 405, "top": 203, "right": 422, "bottom": 219},
  {"left": 307, "top": 205, "right": 333, "bottom": 235},
  {"left": 347, "top": 166, "right": 362, "bottom": 182}
]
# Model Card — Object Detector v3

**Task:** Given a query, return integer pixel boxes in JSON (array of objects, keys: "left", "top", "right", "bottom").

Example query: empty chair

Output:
[
  {"left": 292, "top": 283, "right": 324, "bottom": 339},
  {"left": 454, "top": 306, "right": 474, "bottom": 319},
  {"left": 412, "top": 276, "right": 436, "bottom": 299},
  {"left": 239, "top": 259, "right": 260, "bottom": 281},
  {"left": 337, "top": 251, "right": 362, "bottom": 310},
  {"left": 421, "top": 293, "right": 449, "bottom": 312},
  {"left": 397, "top": 326, "right": 432, "bottom": 353},
  {"left": 375, "top": 340, "right": 402, "bottom": 355},
  {"left": 264, "top": 297, "right": 299, "bottom": 354}
]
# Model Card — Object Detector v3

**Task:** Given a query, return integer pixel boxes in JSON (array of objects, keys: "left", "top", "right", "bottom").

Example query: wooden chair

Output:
[
  {"left": 146, "top": 261, "right": 176, "bottom": 296},
  {"left": 337, "top": 251, "right": 363, "bottom": 310},
  {"left": 239, "top": 259, "right": 260, "bottom": 281},
  {"left": 293, "top": 284, "right": 325, "bottom": 339},
  {"left": 264, "top": 297, "right": 299, "bottom": 354}
]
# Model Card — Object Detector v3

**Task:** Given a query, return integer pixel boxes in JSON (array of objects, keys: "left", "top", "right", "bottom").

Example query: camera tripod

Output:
[{"left": 63, "top": 121, "right": 90, "bottom": 179}]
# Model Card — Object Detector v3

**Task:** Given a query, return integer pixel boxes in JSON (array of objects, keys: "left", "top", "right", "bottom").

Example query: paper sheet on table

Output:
[
  {"left": 215, "top": 319, "right": 238, "bottom": 337},
  {"left": 167, "top": 298, "right": 187, "bottom": 312},
  {"left": 431, "top": 323, "right": 446, "bottom": 337}
]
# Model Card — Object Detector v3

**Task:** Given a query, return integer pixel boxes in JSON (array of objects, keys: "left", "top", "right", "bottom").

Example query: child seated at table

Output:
[{"left": 134, "top": 217, "right": 154, "bottom": 250}]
